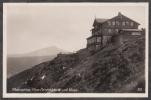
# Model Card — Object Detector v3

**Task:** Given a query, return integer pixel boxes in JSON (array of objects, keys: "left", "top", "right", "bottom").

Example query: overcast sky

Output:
[{"left": 4, "top": 3, "right": 148, "bottom": 55}]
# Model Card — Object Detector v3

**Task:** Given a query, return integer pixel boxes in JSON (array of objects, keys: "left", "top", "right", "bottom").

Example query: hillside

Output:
[
  {"left": 7, "top": 46, "right": 67, "bottom": 78},
  {"left": 7, "top": 56, "right": 55, "bottom": 78},
  {"left": 7, "top": 36, "right": 145, "bottom": 93}
]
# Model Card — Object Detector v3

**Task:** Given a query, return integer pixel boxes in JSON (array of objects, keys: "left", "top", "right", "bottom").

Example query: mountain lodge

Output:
[{"left": 87, "top": 12, "right": 144, "bottom": 51}]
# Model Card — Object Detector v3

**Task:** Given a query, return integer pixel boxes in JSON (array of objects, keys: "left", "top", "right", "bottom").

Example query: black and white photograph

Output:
[{"left": 3, "top": 3, "right": 148, "bottom": 98}]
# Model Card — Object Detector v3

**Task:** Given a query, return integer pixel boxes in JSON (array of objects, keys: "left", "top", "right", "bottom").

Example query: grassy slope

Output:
[
  {"left": 7, "top": 36, "right": 145, "bottom": 93},
  {"left": 7, "top": 55, "right": 56, "bottom": 78}
]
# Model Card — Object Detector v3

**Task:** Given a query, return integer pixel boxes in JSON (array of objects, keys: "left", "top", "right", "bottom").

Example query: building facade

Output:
[{"left": 87, "top": 12, "right": 141, "bottom": 51}]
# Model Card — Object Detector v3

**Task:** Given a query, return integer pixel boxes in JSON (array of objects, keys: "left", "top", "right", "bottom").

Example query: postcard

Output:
[{"left": 3, "top": 3, "right": 149, "bottom": 98}]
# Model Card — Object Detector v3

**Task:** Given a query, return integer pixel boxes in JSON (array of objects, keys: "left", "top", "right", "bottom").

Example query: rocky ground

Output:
[{"left": 7, "top": 35, "right": 145, "bottom": 93}]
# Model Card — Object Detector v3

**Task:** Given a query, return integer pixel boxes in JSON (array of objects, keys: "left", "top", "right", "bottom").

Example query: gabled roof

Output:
[
  {"left": 122, "top": 15, "right": 140, "bottom": 25},
  {"left": 93, "top": 18, "right": 109, "bottom": 26},
  {"left": 93, "top": 12, "right": 140, "bottom": 26},
  {"left": 95, "top": 18, "right": 109, "bottom": 23},
  {"left": 105, "top": 14, "right": 140, "bottom": 25}
]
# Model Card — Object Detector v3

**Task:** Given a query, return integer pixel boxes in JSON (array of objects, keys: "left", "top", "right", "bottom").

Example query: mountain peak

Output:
[{"left": 8, "top": 46, "right": 68, "bottom": 57}]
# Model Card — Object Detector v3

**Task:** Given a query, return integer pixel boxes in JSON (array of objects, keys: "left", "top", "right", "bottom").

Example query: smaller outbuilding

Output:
[{"left": 115, "top": 29, "right": 143, "bottom": 45}]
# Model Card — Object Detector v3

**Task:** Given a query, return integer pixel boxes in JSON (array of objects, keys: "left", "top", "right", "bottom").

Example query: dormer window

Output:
[
  {"left": 108, "top": 29, "right": 112, "bottom": 33},
  {"left": 122, "top": 22, "right": 125, "bottom": 26},
  {"left": 130, "top": 22, "right": 134, "bottom": 26},
  {"left": 112, "top": 21, "right": 115, "bottom": 26},
  {"left": 126, "top": 21, "right": 129, "bottom": 25},
  {"left": 116, "top": 21, "right": 120, "bottom": 25}
]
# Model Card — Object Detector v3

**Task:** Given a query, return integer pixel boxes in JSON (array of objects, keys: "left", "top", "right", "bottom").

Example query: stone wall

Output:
[{"left": 115, "top": 31, "right": 142, "bottom": 45}]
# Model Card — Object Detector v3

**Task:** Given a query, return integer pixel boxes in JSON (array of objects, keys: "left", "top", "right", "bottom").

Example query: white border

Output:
[{"left": 3, "top": 3, "right": 149, "bottom": 98}]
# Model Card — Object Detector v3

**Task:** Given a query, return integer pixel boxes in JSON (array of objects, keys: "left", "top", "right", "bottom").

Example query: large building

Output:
[{"left": 87, "top": 12, "right": 142, "bottom": 51}]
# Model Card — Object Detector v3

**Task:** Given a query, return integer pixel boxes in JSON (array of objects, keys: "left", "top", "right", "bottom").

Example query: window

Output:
[
  {"left": 96, "top": 45, "right": 100, "bottom": 50},
  {"left": 104, "top": 29, "right": 107, "bottom": 32},
  {"left": 94, "top": 25, "right": 98, "bottom": 29},
  {"left": 116, "top": 21, "right": 120, "bottom": 25},
  {"left": 94, "top": 32, "right": 98, "bottom": 35},
  {"left": 108, "top": 29, "right": 112, "bottom": 33},
  {"left": 112, "top": 21, "right": 115, "bottom": 25},
  {"left": 88, "top": 39, "right": 92, "bottom": 44},
  {"left": 99, "top": 29, "right": 101, "bottom": 33},
  {"left": 92, "top": 38, "right": 94, "bottom": 43},
  {"left": 97, "top": 37, "right": 101, "bottom": 42},
  {"left": 108, "top": 21, "right": 111, "bottom": 26},
  {"left": 122, "top": 22, "right": 125, "bottom": 26},
  {"left": 115, "top": 29, "right": 118, "bottom": 32},
  {"left": 93, "top": 38, "right": 95, "bottom": 43},
  {"left": 132, "top": 32, "right": 141, "bottom": 35},
  {"left": 126, "top": 21, "right": 129, "bottom": 25},
  {"left": 130, "top": 22, "right": 134, "bottom": 26}
]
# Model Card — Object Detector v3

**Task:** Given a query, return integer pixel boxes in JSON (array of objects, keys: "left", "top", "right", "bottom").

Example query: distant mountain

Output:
[
  {"left": 7, "top": 46, "right": 68, "bottom": 78},
  {"left": 25, "top": 46, "right": 68, "bottom": 57},
  {"left": 8, "top": 46, "right": 68, "bottom": 57}
]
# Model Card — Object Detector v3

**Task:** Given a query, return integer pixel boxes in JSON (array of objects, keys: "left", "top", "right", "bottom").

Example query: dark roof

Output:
[
  {"left": 95, "top": 18, "right": 109, "bottom": 24},
  {"left": 93, "top": 12, "right": 140, "bottom": 26},
  {"left": 87, "top": 35, "right": 101, "bottom": 40},
  {"left": 121, "top": 14, "right": 140, "bottom": 25}
]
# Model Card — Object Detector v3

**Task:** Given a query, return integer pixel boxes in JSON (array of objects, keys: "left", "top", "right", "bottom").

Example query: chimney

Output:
[{"left": 118, "top": 12, "right": 122, "bottom": 16}]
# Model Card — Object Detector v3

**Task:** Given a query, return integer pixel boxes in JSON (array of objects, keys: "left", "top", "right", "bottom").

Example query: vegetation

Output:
[{"left": 7, "top": 35, "right": 145, "bottom": 93}]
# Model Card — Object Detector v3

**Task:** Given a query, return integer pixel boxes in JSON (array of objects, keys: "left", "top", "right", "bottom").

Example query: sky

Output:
[{"left": 4, "top": 3, "right": 148, "bottom": 55}]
